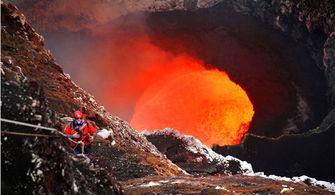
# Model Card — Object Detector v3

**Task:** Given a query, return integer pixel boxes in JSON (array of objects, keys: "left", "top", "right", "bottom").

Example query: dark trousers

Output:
[{"left": 73, "top": 143, "right": 92, "bottom": 154}]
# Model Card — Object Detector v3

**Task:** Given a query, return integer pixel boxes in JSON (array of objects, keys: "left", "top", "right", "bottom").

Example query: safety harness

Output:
[{"left": 71, "top": 121, "right": 87, "bottom": 140}]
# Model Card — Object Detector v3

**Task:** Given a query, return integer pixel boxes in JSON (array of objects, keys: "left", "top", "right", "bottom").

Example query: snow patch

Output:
[
  {"left": 61, "top": 117, "right": 73, "bottom": 122},
  {"left": 215, "top": 186, "right": 227, "bottom": 190},
  {"left": 292, "top": 175, "right": 335, "bottom": 192},
  {"left": 280, "top": 185, "right": 294, "bottom": 193},
  {"left": 97, "top": 129, "right": 113, "bottom": 139},
  {"left": 141, "top": 181, "right": 161, "bottom": 187},
  {"left": 111, "top": 140, "right": 116, "bottom": 146},
  {"left": 72, "top": 180, "right": 79, "bottom": 192},
  {"left": 36, "top": 169, "right": 43, "bottom": 176},
  {"left": 64, "top": 73, "right": 71, "bottom": 79},
  {"left": 249, "top": 172, "right": 335, "bottom": 192}
]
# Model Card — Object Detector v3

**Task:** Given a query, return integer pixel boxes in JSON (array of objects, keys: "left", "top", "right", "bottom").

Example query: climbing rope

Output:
[
  {"left": 1, "top": 130, "right": 60, "bottom": 137},
  {"left": 0, "top": 118, "right": 80, "bottom": 144},
  {"left": 0, "top": 118, "right": 109, "bottom": 154}
]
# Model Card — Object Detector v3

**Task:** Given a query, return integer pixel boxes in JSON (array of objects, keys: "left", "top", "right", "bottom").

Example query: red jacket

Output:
[{"left": 64, "top": 120, "right": 97, "bottom": 147}]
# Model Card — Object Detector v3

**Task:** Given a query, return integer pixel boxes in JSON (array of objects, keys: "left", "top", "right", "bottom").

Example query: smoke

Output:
[
  {"left": 10, "top": 0, "right": 203, "bottom": 121},
  {"left": 11, "top": 1, "right": 156, "bottom": 120},
  {"left": 40, "top": 15, "right": 210, "bottom": 120},
  {"left": 10, "top": 0, "right": 131, "bottom": 31},
  {"left": 76, "top": 33, "right": 208, "bottom": 120},
  {"left": 10, "top": 0, "right": 185, "bottom": 32}
]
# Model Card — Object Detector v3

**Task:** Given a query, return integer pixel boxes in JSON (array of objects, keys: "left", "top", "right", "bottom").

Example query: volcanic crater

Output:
[
  {"left": 143, "top": 4, "right": 329, "bottom": 138},
  {"left": 40, "top": 3, "right": 330, "bottom": 141},
  {"left": 5, "top": 0, "right": 335, "bottom": 188}
]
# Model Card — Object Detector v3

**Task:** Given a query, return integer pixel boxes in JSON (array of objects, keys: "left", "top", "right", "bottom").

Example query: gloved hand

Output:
[
  {"left": 72, "top": 133, "right": 80, "bottom": 138},
  {"left": 88, "top": 135, "right": 94, "bottom": 142}
]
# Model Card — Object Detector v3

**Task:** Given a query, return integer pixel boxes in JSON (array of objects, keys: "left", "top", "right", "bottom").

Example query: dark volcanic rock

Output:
[
  {"left": 144, "top": 128, "right": 253, "bottom": 176},
  {"left": 89, "top": 140, "right": 157, "bottom": 181},
  {"left": 218, "top": 0, "right": 335, "bottom": 106}
]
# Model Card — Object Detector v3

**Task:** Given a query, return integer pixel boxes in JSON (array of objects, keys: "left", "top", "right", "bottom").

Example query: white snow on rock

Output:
[
  {"left": 247, "top": 172, "right": 335, "bottom": 192},
  {"left": 72, "top": 180, "right": 78, "bottom": 193},
  {"left": 140, "top": 181, "right": 161, "bottom": 187},
  {"left": 280, "top": 184, "right": 294, "bottom": 193},
  {"left": 111, "top": 140, "right": 116, "bottom": 146},
  {"left": 280, "top": 187, "right": 292, "bottom": 193},
  {"left": 97, "top": 129, "right": 113, "bottom": 139},
  {"left": 64, "top": 73, "right": 71, "bottom": 80},
  {"left": 144, "top": 128, "right": 254, "bottom": 175},
  {"left": 215, "top": 186, "right": 227, "bottom": 190},
  {"left": 292, "top": 175, "right": 335, "bottom": 192},
  {"left": 60, "top": 117, "right": 73, "bottom": 122}
]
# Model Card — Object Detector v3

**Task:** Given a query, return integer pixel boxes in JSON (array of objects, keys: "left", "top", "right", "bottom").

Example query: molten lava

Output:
[
  {"left": 131, "top": 68, "right": 254, "bottom": 147},
  {"left": 74, "top": 32, "right": 254, "bottom": 147}
]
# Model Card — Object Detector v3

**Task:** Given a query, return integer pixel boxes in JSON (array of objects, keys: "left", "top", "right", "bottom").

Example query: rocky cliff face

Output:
[{"left": 216, "top": 0, "right": 335, "bottom": 107}]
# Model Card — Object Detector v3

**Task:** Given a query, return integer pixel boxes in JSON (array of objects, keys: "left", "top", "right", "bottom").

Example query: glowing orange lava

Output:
[
  {"left": 131, "top": 68, "right": 255, "bottom": 147},
  {"left": 80, "top": 33, "right": 254, "bottom": 146}
]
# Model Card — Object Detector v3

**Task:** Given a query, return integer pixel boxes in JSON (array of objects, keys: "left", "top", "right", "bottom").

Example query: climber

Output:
[{"left": 64, "top": 110, "right": 97, "bottom": 154}]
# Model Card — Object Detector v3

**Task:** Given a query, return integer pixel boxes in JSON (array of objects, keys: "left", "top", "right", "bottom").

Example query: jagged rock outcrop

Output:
[
  {"left": 1, "top": 1, "right": 184, "bottom": 193},
  {"left": 1, "top": 47, "right": 122, "bottom": 194},
  {"left": 144, "top": 128, "right": 253, "bottom": 176}
]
